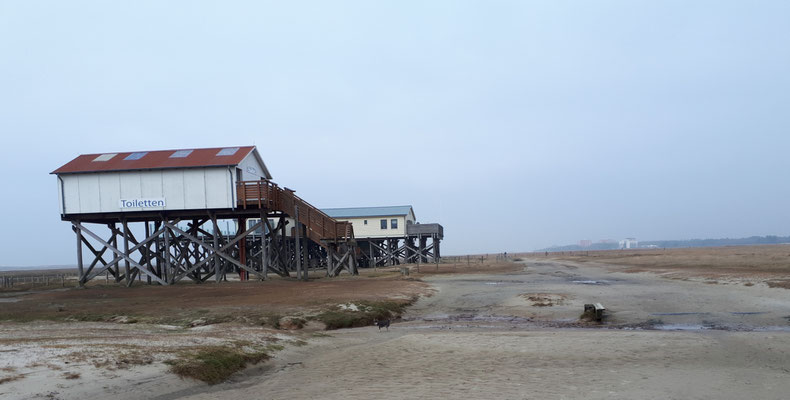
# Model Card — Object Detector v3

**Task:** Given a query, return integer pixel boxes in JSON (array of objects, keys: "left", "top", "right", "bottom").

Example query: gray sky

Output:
[{"left": 1, "top": 1, "right": 789, "bottom": 266}]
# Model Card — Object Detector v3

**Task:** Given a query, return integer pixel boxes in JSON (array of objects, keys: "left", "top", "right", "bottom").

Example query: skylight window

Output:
[
  {"left": 92, "top": 153, "right": 117, "bottom": 162},
  {"left": 124, "top": 152, "right": 148, "bottom": 161},
  {"left": 170, "top": 149, "right": 193, "bottom": 158},
  {"left": 217, "top": 147, "right": 239, "bottom": 156}
]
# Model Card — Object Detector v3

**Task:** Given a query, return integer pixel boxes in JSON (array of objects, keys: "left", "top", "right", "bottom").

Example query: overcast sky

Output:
[{"left": 1, "top": 1, "right": 789, "bottom": 266}]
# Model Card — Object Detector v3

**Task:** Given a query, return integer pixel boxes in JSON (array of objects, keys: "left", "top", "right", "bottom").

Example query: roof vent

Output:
[
  {"left": 92, "top": 153, "right": 117, "bottom": 162},
  {"left": 170, "top": 149, "right": 193, "bottom": 158},
  {"left": 217, "top": 147, "right": 239, "bottom": 156},
  {"left": 124, "top": 152, "right": 148, "bottom": 161}
]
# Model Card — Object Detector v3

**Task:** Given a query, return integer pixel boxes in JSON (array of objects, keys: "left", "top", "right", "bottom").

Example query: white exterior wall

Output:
[
  {"left": 237, "top": 152, "right": 268, "bottom": 182},
  {"left": 336, "top": 212, "right": 416, "bottom": 238},
  {"left": 59, "top": 167, "right": 234, "bottom": 214}
]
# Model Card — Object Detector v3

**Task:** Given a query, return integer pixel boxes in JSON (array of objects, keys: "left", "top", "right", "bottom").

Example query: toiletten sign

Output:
[{"left": 119, "top": 198, "right": 166, "bottom": 209}]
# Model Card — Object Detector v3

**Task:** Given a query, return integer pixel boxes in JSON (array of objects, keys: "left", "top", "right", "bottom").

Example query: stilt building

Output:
[
  {"left": 52, "top": 146, "right": 358, "bottom": 286},
  {"left": 322, "top": 206, "right": 443, "bottom": 267}
]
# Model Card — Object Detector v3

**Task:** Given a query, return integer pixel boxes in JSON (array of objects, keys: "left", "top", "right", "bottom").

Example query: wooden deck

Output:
[{"left": 407, "top": 223, "right": 444, "bottom": 239}]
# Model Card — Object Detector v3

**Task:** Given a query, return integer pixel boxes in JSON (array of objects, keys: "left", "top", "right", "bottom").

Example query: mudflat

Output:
[{"left": 1, "top": 249, "right": 789, "bottom": 399}]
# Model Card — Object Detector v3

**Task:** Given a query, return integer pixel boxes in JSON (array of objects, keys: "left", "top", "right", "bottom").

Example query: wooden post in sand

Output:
[
  {"left": 75, "top": 220, "right": 84, "bottom": 287},
  {"left": 261, "top": 209, "right": 269, "bottom": 280},
  {"left": 294, "top": 204, "right": 302, "bottom": 281},
  {"left": 369, "top": 238, "right": 375, "bottom": 270}
]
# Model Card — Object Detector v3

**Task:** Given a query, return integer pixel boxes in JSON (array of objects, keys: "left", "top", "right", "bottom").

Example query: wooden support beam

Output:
[
  {"left": 238, "top": 217, "right": 247, "bottom": 281},
  {"left": 165, "top": 221, "right": 265, "bottom": 282},
  {"left": 326, "top": 245, "right": 335, "bottom": 277},
  {"left": 163, "top": 218, "right": 171, "bottom": 283},
  {"left": 83, "top": 226, "right": 165, "bottom": 282},
  {"left": 80, "top": 234, "right": 111, "bottom": 280},
  {"left": 211, "top": 215, "right": 221, "bottom": 283},
  {"left": 144, "top": 221, "right": 152, "bottom": 284},
  {"left": 368, "top": 238, "right": 375, "bottom": 269},
  {"left": 123, "top": 220, "right": 132, "bottom": 287},
  {"left": 261, "top": 209, "right": 269, "bottom": 280},
  {"left": 153, "top": 221, "right": 162, "bottom": 278},
  {"left": 294, "top": 205, "right": 303, "bottom": 281},
  {"left": 433, "top": 235, "right": 441, "bottom": 263},
  {"left": 74, "top": 221, "right": 84, "bottom": 287},
  {"left": 109, "top": 224, "right": 120, "bottom": 282},
  {"left": 72, "top": 222, "right": 168, "bottom": 285}
]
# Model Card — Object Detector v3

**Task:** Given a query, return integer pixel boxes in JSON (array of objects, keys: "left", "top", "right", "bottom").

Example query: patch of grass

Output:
[
  {"left": 267, "top": 344, "right": 285, "bottom": 352},
  {"left": 767, "top": 280, "right": 790, "bottom": 289},
  {"left": 265, "top": 314, "right": 282, "bottom": 329},
  {"left": 289, "top": 318, "right": 306, "bottom": 329},
  {"left": 166, "top": 344, "right": 274, "bottom": 385},
  {"left": 116, "top": 351, "right": 155, "bottom": 369},
  {"left": 364, "top": 272, "right": 398, "bottom": 278},
  {"left": 67, "top": 313, "right": 114, "bottom": 322},
  {"left": 310, "top": 332, "right": 333, "bottom": 338},
  {"left": 314, "top": 299, "right": 415, "bottom": 330},
  {"left": 290, "top": 339, "right": 308, "bottom": 347}
]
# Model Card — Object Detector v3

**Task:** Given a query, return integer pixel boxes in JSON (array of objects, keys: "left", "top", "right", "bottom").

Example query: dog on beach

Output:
[{"left": 374, "top": 318, "right": 390, "bottom": 331}]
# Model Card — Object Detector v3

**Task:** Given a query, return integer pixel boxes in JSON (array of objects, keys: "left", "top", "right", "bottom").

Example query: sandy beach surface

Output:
[{"left": 2, "top": 255, "right": 790, "bottom": 399}]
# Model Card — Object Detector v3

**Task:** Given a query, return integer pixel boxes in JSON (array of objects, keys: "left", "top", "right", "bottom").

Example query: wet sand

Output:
[
  {"left": 2, "top": 258, "right": 790, "bottom": 399},
  {"left": 197, "top": 258, "right": 789, "bottom": 400}
]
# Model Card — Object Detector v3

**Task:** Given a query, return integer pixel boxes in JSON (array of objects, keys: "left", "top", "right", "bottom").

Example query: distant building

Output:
[
  {"left": 579, "top": 240, "right": 593, "bottom": 248},
  {"left": 321, "top": 206, "right": 444, "bottom": 266},
  {"left": 619, "top": 238, "right": 638, "bottom": 249},
  {"left": 322, "top": 206, "right": 417, "bottom": 239}
]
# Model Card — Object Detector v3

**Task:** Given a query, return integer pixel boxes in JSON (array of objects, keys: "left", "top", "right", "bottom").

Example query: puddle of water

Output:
[
  {"left": 409, "top": 314, "right": 533, "bottom": 324},
  {"left": 572, "top": 280, "right": 603, "bottom": 285},
  {"left": 650, "top": 312, "right": 710, "bottom": 316},
  {"left": 652, "top": 312, "right": 769, "bottom": 316},
  {"left": 0, "top": 298, "right": 21, "bottom": 303},
  {"left": 730, "top": 312, "right": 768, "bottom": 315},
  {"left": 653, "top": 324, "right": 790, "bottom": 332},
  {"left": 654, "top": 324, "right": 710, "bottom": 331},
  {"left": 755, "top": 326, "right": 790, "bottom": 332},
  {"left": 454, "top": 279, "right": 527, "bottom": 284}
]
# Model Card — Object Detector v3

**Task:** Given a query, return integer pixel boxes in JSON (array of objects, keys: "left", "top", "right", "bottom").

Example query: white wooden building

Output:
[
  {"left": 321, "top": 206, "right": 416, "bottom": 239},
  {"left": 321, "top": 206, "right": 442, "bottom": 267},
  {"left": 52, "top": 146, "right": 270, "bottom": 215}
]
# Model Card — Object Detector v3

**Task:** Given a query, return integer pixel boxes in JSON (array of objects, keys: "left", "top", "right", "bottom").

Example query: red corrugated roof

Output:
[{"left": 52, "top": 146, "right": 257, "bottom": 174}]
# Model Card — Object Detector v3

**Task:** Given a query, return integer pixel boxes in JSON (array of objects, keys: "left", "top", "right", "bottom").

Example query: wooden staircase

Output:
[{"left": 236, "top": 179, "right": 354, "bottom": 246}]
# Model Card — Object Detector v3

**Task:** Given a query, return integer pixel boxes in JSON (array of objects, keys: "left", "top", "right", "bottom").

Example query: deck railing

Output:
[{"left": 236, "top": 180, "right": 354, "bottom": 242}]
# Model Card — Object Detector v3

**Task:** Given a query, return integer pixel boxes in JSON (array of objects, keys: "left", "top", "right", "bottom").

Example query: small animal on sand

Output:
[{"left": 374, "top": 319, "right": 390, "bottom": 331}]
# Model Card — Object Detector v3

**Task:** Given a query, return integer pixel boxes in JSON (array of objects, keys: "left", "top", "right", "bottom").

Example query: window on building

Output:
[
  {"left": 391, "top": 219, "right": 398, "bottom": 229},
  {"left": 170, "top": 149, "right": 193, "bottom": 158},
  {"left": 92, "top": 153, "right": 117, "bottom": 162},
  {"left": 124, "top": 152, "right": 148, "bottom": 161},
  {"left": 217, "top": 147, "right": 239, "bottom": 156},
  {"left": 364, "top": 220, "right": 368, "bottom": 225},
  {"left": 380, "top": 219, "right": 387, "bottom": 229}
]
